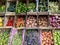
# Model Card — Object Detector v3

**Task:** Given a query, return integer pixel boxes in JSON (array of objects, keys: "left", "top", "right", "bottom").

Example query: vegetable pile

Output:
[
  {"left": 0, "top": 30, "right": 10, "bottom": 45},
  {"left": 16, "top": 17, "right": 25, "bottom": 28},
  {"left": 53, "top": 30, "right": 60, "bottom": 45},
  {"left": 27, "top": 3, "right": 36, "bottom": 12},
  {"left": 41, "top": 30, "right": 54, "bottom": 45},
  {"left": 12, "top": 30, "right": 22, "bottom": 45},
  {"left": 26, "top": 16, "right": 37, "bottom": 28},
  {"left": 0, "top": 0, "right": 6, "bottom": 12},
  {"left": 39, "top": 0, "right": 48, "bottom": 12},
  {"left": 24, "top": 30, "right": 40, "bottom": 45},
  {"left": 38, "top": 16, "right": 47, "bottom": 27},
  {"left": 16, "top": 2, "right": 27, "bottom": 13},
  {"left": 7, "top": 2, "right": 16, "bottom": 12},
  {"left": 49, "top": 2, "right": 60, "bottom": 13},
  {"left": 6, "top": 17, "right": 14, "bottom": 26},
  {"left": 0, "top": 17, "right": 4, "bottom": 27},
  {"left": 49, "top": 16, "right": 60, "bottom": 28}
]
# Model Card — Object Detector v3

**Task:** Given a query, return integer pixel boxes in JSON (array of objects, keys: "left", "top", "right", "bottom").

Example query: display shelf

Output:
[
  {"left": 39, "top": 27, "right": 53, "bottom": 30},
  {"left": 49, "top": 13, "right": 60, "bottom": 16},
  {"left": 16, "top": 13, "right": 26, "bottom": 15},
  {"left": 5, "top": 12, "right": 15, "bottom": 16},
  {"left": 0, "top": 26, "right": 12, "bottom": 30},
  {"left": 27, "top": 12, "right": 37, "bottom": 15},
  {"left": 26, "top": 27, "right": 38, "bottom": 29},
  {"left": 7, "top": 0, "right": 16, "bottom": 2},
  {"left": 0, "top": 13, "right": 5, "bottom": 16},
  {"left": 17, "top": 27, "right": 25, "bottom": 30},
  {"left": 38, "top": 12, "right": 49, "bottom": 15}
]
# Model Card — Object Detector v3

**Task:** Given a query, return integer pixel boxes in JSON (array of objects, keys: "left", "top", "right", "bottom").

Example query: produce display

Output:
[
  {"left": 49, "top": 16, "right": 60, "bottom": 28},
  {"left": 49, "top": 2, "right": 60, "bottom": 13},
  {"left": 7, "top": 2, "right": 16, "bottom": 12},
  {"left": 41, "top": 30, "right": 54, "bottom": 45},
  {"left": 0, "top": 0, "right": 6, "bottom": 12},
  {"left": 0, "top": 30, "right": 10, "bottom": 45},
  {"left": 39, "top": 0, "right": 48, "bottom": 12},
  {"left": 16, "top": 2, "right": 27, "bottom": 13},
  {"left": 6, "top": 17, "right": 14, "bottom": 26},
  {"left": 0, "top": 17, "right": 4, "bottom": 27},
  {"left": 24, "top": 30, "right": 40, "bottom": 45},
  {"left": 53, "top": 30, "right": 60, "bottom": 45},
  {"left": 26, "top": 16, "right": 37, "bottom": 28},
  {"left": 27, "top": 3, "right": 36, "bottom": 12},
  {"left": 16, "top": 17, "right": 25, "bottom": 28},
  {"left": 38, "top": 16, "right": 48, "bottom": 27},
  {"left": 0, "top": 0, "right": 60, "bottom": 45},
  {"left": 12, "top": 30, "right": 22, "bottom": 45}
]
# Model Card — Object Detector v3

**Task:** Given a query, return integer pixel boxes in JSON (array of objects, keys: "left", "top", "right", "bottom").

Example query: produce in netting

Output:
[
  {"left": 16, "top": 2, "right": 27, "bottom": 13},
  {"left": 39, "top": 0, "right": 48, "bottom": 12},
  {"left": 49, "top": 2, "right": 60, "bottom": 13},
  {"left": 16, "top": 16, "right": 25, "bottom": 28},
  {"left": 7, "top": 1, "right": 16, "bottom": 12},
  {"left": 38, "top": 16, "right": 48, "bottom": 27},
  {"left": 6, "top": 17, "right": 14, "bottom": 26},
  {"left": 12, "top": 30, "right": 22, "bottom": 45},
  {"left": 27, "top": 3, "right": 36, "bottom": 12},
  {"left": 41, "top": 30, "right": 54, "bottom": 45},
  {"left": 49, "top": 16, "right": 60, "bottom": 28},
  {"left": 0, "top": 17, "right": 4, "bottom": 27},
  {"left": 0, "top": 0, "right": 6, "bottom": 12},
  {"left": 53, "top": 30, "right": 60, "bottom": 45},
  {"left": 0, "top": 30, "right": 10, "bottom": 45},
  {"left": 26, "top": 16, "right": 37, "bottom": 28},
  {"left": 24, "top": 30, "right": 40, "bottom": 45}
]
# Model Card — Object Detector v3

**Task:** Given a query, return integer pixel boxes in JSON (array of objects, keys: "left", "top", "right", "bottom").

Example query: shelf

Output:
[
  {"left": 16, "top": 13, "right": 26, "bottom": 15},
  {"left": 38, "top": 12, "right": 48, "bottom": 15},
  {"left": 49, "top": 13, "right": 60, "bottom": 16},
  {"left": 0, "top": 13, "right": 5, "bottom": 16},
  {"left": 7, "top": 0, "right": 16, "bottom": 2},
  {"left": 0, "top": 26, "right": 12, "bottom": 30},
  {"left": 39, "top": 27, "right": 53, "bottom": 30},
  {"left": 27, "top": 12, "right": 37, "bottom": 15},
  {"left": 17, "top": 27, "right": 25, "bottom": 30},
  {"left": 5, "top": 12, "right": 15, "bottom": 16},
  {"left": 26, "top": 27, "right": 38, "bottom": 29}
]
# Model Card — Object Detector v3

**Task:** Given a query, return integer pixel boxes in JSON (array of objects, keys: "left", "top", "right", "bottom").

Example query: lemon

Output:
[{"left": 0, "top": 23, "right": 3, "bottom": 26}]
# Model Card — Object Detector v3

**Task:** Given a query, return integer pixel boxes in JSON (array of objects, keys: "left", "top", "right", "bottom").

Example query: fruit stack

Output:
[
  {"left": 53, "top": 30, "right": 60, "bottom": 45},
  {"left": 0, "top": 17, "right": 4, "bottom": 27},
  {"left": 16, "top": 17, "right": 25, "bottom": 28},
  {"left": 6, "top": 17, "right": 14, "bottom": 26},
  {"left": 49, "top": 16, "right": 60, "bottom": 28},
  {"left": 41, "top": 30, "right": 54, "bottom": 45},
  {"left": 38, "top": 16, "right": 48, "bottom": 27},
  {"left": 12, "top": 30, "right": 22, "bottom": 45},
  {"left": 26, "top": 16, "right": 37, "bottom": 28},
  {"left": 24, "top": 30, "right": 40, "bottom": 45},
  {"left": 0, "top": 30, "right": 10, "bottom": 45}
]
